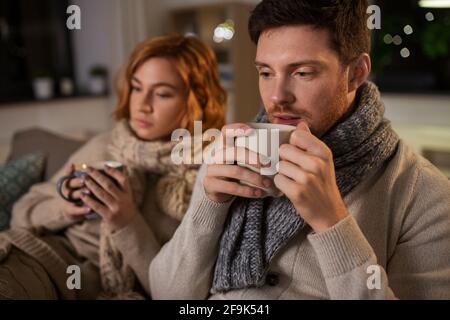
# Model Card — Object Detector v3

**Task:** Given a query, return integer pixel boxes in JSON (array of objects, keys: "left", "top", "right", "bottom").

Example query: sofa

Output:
[{"left": 0, "top": 128, "right": 86, "bottom": 230}]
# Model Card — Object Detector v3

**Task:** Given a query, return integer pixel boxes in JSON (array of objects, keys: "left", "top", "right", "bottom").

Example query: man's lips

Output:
[{"left": 272, "top": 113, "right": 302, "bottom": 126}]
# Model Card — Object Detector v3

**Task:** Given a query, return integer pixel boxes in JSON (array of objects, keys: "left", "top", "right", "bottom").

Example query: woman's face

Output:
[{"left": 129, "top": 57, "right": 187, "bottom": 141}]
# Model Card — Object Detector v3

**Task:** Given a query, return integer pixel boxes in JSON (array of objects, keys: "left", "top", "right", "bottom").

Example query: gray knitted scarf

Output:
[{"left": 211, "top": 81, "right": 399, "bottom": 293}]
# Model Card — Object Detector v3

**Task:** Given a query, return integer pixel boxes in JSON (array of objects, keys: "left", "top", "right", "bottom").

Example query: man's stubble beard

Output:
[{"left": 315, "top": 76, "right": 351, "bottom": 138}]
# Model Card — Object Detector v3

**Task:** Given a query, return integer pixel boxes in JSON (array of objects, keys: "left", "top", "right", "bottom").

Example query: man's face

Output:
[{"left": 256, "top": 25, "right": 352, "bottom": 137}]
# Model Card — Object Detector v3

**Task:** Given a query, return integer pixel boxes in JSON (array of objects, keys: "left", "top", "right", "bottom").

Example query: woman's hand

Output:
[
  {"left": 81, "top": 165, "right": 139, "bottom": 232},
  {"left": 60, "top": 163, "right": 92, "bottom": 219}
]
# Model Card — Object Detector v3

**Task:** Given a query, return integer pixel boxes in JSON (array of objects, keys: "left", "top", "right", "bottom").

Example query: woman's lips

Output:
[{"left": 134, "top": 119, "right": 152, "bottom": 129}]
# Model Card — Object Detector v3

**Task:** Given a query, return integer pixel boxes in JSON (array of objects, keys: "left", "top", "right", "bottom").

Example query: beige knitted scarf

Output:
[{"left": 97, "top": 120, "right": 200, "bottom": 299}]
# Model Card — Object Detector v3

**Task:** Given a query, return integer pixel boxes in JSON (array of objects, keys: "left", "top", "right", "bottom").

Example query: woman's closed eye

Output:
[
  {"left": 155, "top": 91, "right": 174, "bottom": 98},
  {"left": 131, "top": 85, "right": 142, "bottom": 92}
]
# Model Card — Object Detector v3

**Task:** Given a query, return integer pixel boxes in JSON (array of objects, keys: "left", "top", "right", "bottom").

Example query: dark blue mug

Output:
[{"left": 56, "top": 161, "right": 124, "bottom": 220}]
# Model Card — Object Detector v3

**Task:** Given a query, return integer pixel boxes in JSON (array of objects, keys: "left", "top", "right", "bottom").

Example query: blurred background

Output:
[{"left": 0, "top": 0, "right": 449, "bottom": 177}]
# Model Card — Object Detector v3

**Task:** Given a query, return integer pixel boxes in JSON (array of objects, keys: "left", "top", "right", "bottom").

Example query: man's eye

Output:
[{"left": 295, "top": 71, "right": 313, "bottom": 77}]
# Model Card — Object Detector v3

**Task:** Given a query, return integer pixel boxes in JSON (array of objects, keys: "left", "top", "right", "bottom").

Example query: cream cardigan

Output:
[{"left": 149, "top": 140, "right": 450, "bottom": 299}]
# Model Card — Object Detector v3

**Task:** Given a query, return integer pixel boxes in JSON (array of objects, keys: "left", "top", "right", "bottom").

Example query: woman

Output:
[{"left": 0, "top": 34, "right": 226, "bottom": 299}]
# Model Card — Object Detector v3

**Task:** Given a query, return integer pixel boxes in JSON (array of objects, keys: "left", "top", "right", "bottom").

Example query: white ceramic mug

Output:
[{"left": 235, "top": 122, "right": 296, "bottom": 197}]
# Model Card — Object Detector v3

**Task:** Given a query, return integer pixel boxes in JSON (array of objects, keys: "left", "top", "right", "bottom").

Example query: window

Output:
[
  {"left": 372, "top": 0, "right": 450, "bottom": 93},
  {"left": 0, "top": 0, "right": 74, "bottom": 103}
]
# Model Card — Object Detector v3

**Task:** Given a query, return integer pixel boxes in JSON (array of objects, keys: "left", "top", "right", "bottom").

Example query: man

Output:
[{"left": 149, "top": 0, "right": 450, "bottom": 299}]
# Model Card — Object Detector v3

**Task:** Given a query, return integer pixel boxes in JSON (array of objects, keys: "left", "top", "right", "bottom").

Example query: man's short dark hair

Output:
[{"left": 248, "top": 0, "right": 371, "bottom": 64}]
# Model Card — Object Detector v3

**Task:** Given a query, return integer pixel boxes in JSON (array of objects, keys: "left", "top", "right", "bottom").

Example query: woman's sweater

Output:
[{"left": 9, "top": 131, "right": 182, "bottom": 298}]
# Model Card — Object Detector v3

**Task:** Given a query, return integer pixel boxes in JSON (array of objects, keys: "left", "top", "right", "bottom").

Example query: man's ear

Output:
[{"left": 348, "top": 53, "right": 371, "bottom": 93}]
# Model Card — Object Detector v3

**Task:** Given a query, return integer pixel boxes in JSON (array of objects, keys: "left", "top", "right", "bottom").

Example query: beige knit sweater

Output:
[
  {"left": 9, "top": 131, "right": 183, "bottom": 298},
  {"left": 149, "top": 140, "right": 450, "bottom": 299}
]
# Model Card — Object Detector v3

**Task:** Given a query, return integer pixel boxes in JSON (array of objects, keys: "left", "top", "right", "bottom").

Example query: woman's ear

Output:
[{"left": 348, "top": 53, "right": 371, "bottom": 93}]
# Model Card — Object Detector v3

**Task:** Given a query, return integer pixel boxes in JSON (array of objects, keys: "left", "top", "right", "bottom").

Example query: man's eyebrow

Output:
[
  {"left": 254, "top": 60, "right": 324, "bottom": 68},
  {"left": 254, "top": 61, "right": 270, "bottom": 68}
]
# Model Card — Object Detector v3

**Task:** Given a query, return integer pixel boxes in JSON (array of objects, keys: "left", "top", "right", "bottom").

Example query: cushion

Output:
[
  {"left": 0, "top": 153, "right": 45, "bottom": 231},
  {"left": 7, "top": 128, "right": 85, "bottom": 180}
]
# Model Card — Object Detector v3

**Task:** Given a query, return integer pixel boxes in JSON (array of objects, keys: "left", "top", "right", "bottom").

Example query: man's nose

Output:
[{"left": 270, "top": 78, "right": 295, "bottom": 106}]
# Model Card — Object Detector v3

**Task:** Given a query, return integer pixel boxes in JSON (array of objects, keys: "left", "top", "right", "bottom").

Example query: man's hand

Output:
[
  {"left": 203, "top": 123, "right": 273, "bottom": 203},
  {"left": 274, "top": 121, "right": 349, "bottom": 232}
]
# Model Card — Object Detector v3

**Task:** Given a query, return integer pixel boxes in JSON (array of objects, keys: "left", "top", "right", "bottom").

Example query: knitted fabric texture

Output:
[
  {"left": 99, "top": 120, "right": 200, "bottom": 299},
  {"left": 211, "top": 81, "right": 399, "bottom": 293}
]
